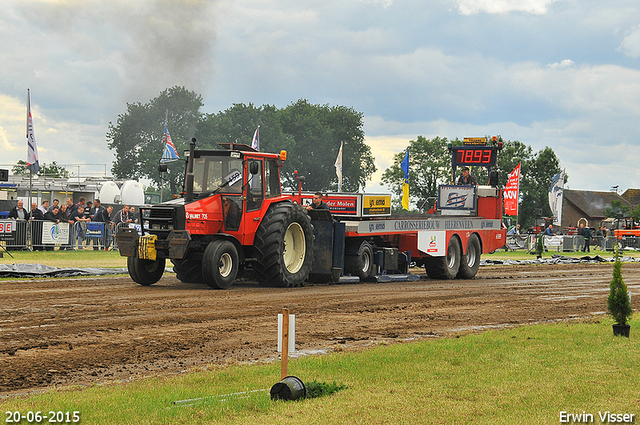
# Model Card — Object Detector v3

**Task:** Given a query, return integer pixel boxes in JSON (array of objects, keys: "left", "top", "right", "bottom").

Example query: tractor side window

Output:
[
  {"left": 264, "top": 159, "right": 281, "bottom": 198},
  {"left": 247, "top": 160, "right": 263, "bottom": 212},
  {"left": 222, "top": 195, "right": 242, "bottom": 231}
]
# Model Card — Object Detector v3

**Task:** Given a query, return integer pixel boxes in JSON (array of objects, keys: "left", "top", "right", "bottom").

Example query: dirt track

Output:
[{"left": 1, "top": 262, "right": 639, "bottom": 397}]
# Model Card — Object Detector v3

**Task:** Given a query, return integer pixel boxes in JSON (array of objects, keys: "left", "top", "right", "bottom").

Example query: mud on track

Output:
[{"left": 1, "top": 262, "right": 639, "bottom": 397}]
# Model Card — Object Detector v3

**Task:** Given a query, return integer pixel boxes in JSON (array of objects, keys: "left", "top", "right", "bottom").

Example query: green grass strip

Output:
[{"left": 2, "top": 318, "right": 638, "bottom": 424}]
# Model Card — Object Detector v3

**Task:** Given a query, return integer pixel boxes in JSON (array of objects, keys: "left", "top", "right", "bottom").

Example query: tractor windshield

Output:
[{"left": 192, "top": 155, "right": 244, "bottom": 194}]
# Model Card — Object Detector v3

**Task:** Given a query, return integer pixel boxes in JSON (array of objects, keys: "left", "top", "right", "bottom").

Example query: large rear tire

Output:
[
  {"left": 345, "top": 240, "right": 376, "bottom": 281},
  {"left": 254, "top": 202, "right": 313, "bottom": 287},
  {"left": 457, "top": 234, "right": 481, "bottom": 279},
  {"left": 202, "top": 240, "right": 239, "bottom": 289},
  {"left": 171, "top": 259, "right": 204, "bottom": 284},
  {"left": 424, "top": 237, "right": 461, "bottom": 279},
  {"left": 128, "top": 254, "right": 166, "bottom": 286}
]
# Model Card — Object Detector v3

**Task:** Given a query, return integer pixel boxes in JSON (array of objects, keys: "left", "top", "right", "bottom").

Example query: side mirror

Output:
[
  {"left": 250, "top": 161, "right": 259, "bottom": 175},
  {"left": 158, "top": 164, "right": 168, "bottom": 173}
]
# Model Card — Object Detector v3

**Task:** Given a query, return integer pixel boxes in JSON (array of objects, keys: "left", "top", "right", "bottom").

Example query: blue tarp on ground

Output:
[
  {"left": 0, "top": 263, "right": 129, "bottom": 278},
  {"left": 481, "top": 254, "right": 640, "bottom": 266}
]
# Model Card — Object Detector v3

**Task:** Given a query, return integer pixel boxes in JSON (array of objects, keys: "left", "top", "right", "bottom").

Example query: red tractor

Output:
[{"left": 117, "top": 139, "right": 314, "bottom": 289}]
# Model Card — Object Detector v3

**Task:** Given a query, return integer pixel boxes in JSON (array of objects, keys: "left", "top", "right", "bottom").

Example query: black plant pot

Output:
[{"left": 612, "top": 324, "right": 631, "bottom": 337}]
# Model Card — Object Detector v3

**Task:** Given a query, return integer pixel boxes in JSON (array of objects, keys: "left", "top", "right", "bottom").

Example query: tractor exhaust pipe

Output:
[{"left": 186, "top": 138, "right": 196, "bottom": 202}]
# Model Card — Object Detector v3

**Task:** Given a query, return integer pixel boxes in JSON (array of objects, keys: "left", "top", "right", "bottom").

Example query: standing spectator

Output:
[
  {"left": 48, "top": 198, "right": 60, "bottom": 212},
  {"left": 7, "top": 200, "right": 28, "bottom": 220},
  {"left": 43, "top": 207, "right": 60, "bottom": 251},
  {"left": 129, "top": 206, "right": 140, "bottom": 223},
  {"left": 542, "top": 224, "right": 555, "bottom": 236},
  {"left": 85, "top": 201, "right": 94, "bottom": 219},
  {"left": 29, "top": 202, "right": 44, "bottom": 221},
  {"left": 73, "top": 197, "right": 87, "bottom": 215},
  {"left": 59, "top": 204, "right": 73, "bottom": 250},
  {"left": 104, "top": 205, "right": 115, "bottom": 251},
  {"left": 91, "top": 199, "right": 106, "bottom": 250},
  {"left": 66, "top": 197, "right": 75, "bottom": 215},
  {"left": 44, "top": 207, "right": 61, "bottom": 223},
  {"left": 115, "top": 205, "right": 133, "bottom": 225},
  {"left": 28, "top": 202, "right": 44, "bottom": 251},
  {"left": 581, "top": 224, "right": 592, "bottom": 253},
  {"left": 69, "top": 206, "right": 90, "bottom": 249},
  {"left": 39, "top": 200, "right": 49, "bottom": 215}
]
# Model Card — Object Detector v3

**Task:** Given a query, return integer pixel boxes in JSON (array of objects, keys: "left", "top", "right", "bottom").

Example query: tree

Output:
[
  {"left": 12, "top": 160, "right": 70, "bottom": 178},
  {"left": 107, "top": 86, "right": 203, "bottom": 194},
  {"left": 381, "top": 136, "right": 450, "bottom": 211},
  {"left": 604, "top": 199, "right": 630, "bottom": 218},
  {"left": 517, "top": 147, "right": 563, "bottom": 228},
  {"left": 196, "top": 99, "right": 376, "bottom": 192}
]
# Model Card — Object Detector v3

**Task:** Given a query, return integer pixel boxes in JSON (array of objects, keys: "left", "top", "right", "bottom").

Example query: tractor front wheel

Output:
[{"left": 202, "top": 240, "right": 239, "bottom": 289}]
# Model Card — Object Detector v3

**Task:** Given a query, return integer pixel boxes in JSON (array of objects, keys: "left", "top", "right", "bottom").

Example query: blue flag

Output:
[{"left": 401, "top": 149, "right": 409, "bottom": 210}]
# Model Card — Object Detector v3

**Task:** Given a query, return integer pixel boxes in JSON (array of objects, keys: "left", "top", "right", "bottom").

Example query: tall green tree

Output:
[
  {"left": 381, "top": 136, "right": 451, "bottom": 211},
  {"left": 197, "top": 99, "right": 376, "bottom": 192},
  {"left": 107, "top": 86, "right": 203, "bottom": 194},
  {"left": 604, "top": 199, "right": 631, "bottom": 218},
  {"left": 518, "top": 147, "right": 563, "bottom": 227}
]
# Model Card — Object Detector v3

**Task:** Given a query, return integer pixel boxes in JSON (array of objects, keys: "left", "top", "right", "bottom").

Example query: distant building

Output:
[
  {"left": 562, "top": 189, "right": 633, "bottom": 229},
  {"left": 621, "top": 188, "right": 640, "bottom": 209}
]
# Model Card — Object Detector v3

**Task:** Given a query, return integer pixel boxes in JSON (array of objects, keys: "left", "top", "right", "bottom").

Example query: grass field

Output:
[{"left": 1, "top": 319, "right": 638, "bottom": 424}]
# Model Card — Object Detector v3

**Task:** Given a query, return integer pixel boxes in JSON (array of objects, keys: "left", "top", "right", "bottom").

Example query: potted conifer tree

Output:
[{"left": 607, "top": 246, "right": 632, "bottom": 337}]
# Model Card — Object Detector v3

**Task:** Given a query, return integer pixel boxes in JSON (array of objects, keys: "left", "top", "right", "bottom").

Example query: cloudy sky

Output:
[{"left": 1, "top": 0, "right": 640, "bottom": 193}]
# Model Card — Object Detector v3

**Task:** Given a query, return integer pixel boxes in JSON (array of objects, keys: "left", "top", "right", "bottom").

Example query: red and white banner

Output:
[{"left": 504, "top": 162, "right": 521, "bottom": 216}]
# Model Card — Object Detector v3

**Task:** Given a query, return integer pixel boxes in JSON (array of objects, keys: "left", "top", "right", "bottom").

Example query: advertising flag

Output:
[
  {"left": 401, "top": 149, "right": 410, "bottom": 210},
  {"left": 26, "top": 89, "right": 40, "bottom": 174},
  {"left": 504, "top": 162, "right": 521, "bottom": 216},
  {"left": 251, "top": 126, "right": 259, "bottom": 151},
  {"left": 548, "top": 170, "right": 565, "bottom": 226},
  {"left": 335, "top": 142, "right": 343, "bottom": 192},
  {"left": 160, "top": 119, "right": 179, "bottom": 163}
]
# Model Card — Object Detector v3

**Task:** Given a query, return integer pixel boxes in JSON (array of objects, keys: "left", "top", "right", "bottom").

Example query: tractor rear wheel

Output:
[
  {"left": 424, "top": 237, "right": 461, "bottom": 279},
  {"left": 254, "top": 202, "right": 313, "bottom": 287},
  {"left": 202, "top": 240, "right": 239, "bottom": 289},
  {"left": 171, "top": 259, "right": 204, "bottom": 284},
  {"left": 128, "top": 254, "right": 166, "bottom": 286},
  {"left": 457, "top": 234, "right": 481, "bottom": 279}
]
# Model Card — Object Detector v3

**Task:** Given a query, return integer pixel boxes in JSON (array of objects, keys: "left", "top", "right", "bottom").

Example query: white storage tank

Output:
[
  {"left": 99, "top": 181, "right": 121, "bottom": 204},
  {"left": 120, "top": 180, "right": 145, "bottom": 205}
]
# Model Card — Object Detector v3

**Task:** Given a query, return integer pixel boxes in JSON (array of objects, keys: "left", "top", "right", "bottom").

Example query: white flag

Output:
[
  {"left": 548, "top": 170, "right": 565, "bottom": 226},
  {"left": 26, "top": 89, "right": 40, "bottom": 174},
  {"left": 251, "top": 126, "right": 259, "bottom": 151},
  {"left": 334, "top": 142, "right": 343, "bottom": 192}
]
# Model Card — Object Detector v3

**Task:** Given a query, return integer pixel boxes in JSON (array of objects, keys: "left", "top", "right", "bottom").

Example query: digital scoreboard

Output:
[{"left": 451, "top": 146, "right": 498, "bottom": 167}]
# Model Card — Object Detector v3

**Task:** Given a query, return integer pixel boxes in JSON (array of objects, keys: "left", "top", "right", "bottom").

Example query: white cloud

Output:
[
  {"left": 547, "top": 59, "right": 574, "bottom": 69},
  {"left": 454, "top": 0, "right": 561, "bottom": 15},
  {"left": 617, "top": 24, "right": 640, "bottom": 58}
]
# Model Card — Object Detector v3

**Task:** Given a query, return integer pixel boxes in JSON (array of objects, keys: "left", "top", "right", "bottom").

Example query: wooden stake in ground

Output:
[{"left": 281, "top": 308, "right": 289, "bottom": 379}]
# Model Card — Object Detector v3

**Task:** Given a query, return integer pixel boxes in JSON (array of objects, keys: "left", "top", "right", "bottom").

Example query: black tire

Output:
[
  {"left": 457, "top": 234, "right": 481, "bottom": 279},
  {"left": 345, "top": 240, "right": 376, "bottom": 281},
  {"left": 424, "top": 237, "right": 461, "bottom": 279},
  {"left": 254, "top": 202, "right": 313, "bottom": 287},
  {"left": 128, "top": 254, "right": 166, "bottom": 286},
  {"left": 171, "top": 259, "right": 204, "bottom": 284},
  {"left": 202, "top": 240, "right": 239, "bottom": 289}
]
